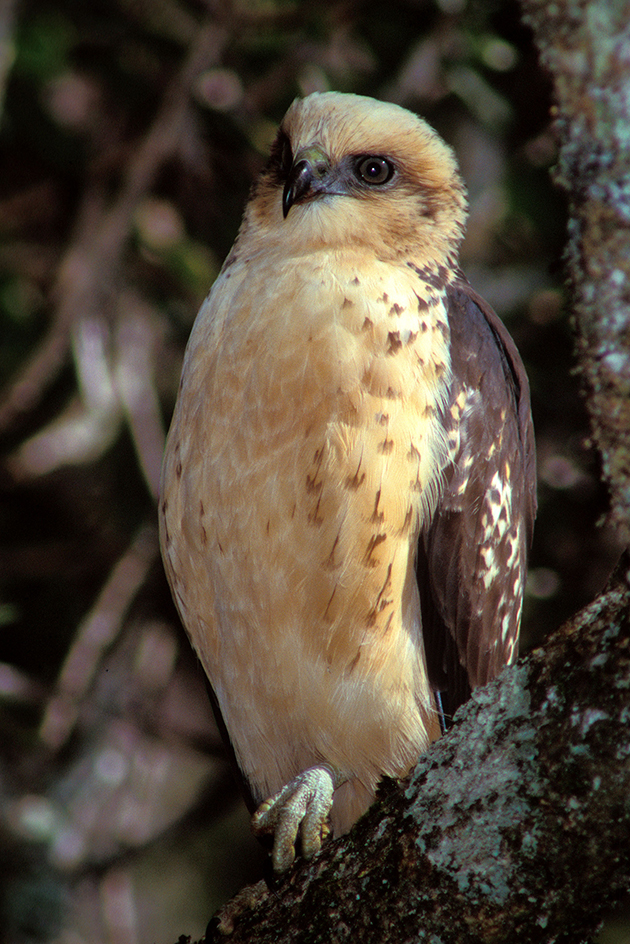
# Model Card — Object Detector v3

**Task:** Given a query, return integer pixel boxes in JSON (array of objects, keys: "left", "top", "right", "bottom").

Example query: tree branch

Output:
[
  {"left": 0, "top": 20, "right": 225, "bottom": 435},
  {"left": 520, "top": 0, "right": 630, "bottom": 538},
  {"left": 201, "top": 555, "right": 630, "bottom": 943}
]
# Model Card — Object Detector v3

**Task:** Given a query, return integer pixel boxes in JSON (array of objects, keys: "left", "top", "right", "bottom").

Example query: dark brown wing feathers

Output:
[{"left": 418, "top": 279, "right": 536, "bottom": 723}]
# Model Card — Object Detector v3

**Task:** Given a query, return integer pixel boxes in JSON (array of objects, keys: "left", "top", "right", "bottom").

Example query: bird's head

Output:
[{"left": 246, "top": 92, "right": 467, "bottom": 266}]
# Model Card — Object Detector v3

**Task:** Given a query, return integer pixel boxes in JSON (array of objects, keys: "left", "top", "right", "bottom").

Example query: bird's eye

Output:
[{"left": 355, "top": 156, "right": 395, "bottom": 186}]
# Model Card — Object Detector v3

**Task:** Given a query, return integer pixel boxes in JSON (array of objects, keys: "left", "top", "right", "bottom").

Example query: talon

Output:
[
  {"left": 251, "top": 797, "right": 273, "bottom": 827},
  {"left": 251, "top": 765, "right": 341, "bottom": 872}
]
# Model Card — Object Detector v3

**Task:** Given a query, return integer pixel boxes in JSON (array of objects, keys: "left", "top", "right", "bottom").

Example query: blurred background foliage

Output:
[{"left": 0, "top": 0, "right": 626, "bottom": 942}]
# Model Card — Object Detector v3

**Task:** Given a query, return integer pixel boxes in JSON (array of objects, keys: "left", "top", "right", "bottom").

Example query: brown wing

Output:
[{"left": 417, "top": 278, "right": 536, "bottom": 725}]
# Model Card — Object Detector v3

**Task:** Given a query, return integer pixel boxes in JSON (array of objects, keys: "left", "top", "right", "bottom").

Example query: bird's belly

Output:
[
  {"left": 203, "top": 412, "right": 441, "bottom": 820},
  {"left": 160, "top": 255, "right": 450, "bottom": 823}
]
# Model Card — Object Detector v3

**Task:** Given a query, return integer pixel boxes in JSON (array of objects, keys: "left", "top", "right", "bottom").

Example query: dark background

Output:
[{"left": 0, "top": 1, "right": 625, "bottom": 941}]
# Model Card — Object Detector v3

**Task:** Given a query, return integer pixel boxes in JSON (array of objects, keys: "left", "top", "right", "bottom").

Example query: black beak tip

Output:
[
  {"left": 282, "top": 160, "right": 313, "bottom": 220},
  {"left": 282, "top": 185, "right": 293, "bottom": 219}
]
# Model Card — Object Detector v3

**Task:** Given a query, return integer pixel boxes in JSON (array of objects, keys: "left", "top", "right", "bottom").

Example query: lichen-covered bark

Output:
[
  {"left": 520, "top": 0, "right": 630, "bottom": 536},
  {"left": 201, "top": 556, "right": 630, "bottom": 944}
]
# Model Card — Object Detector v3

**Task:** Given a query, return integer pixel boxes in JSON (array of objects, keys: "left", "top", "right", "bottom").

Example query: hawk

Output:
[{"left": 159, "top": 92, "right": 536, "bottom": 872}]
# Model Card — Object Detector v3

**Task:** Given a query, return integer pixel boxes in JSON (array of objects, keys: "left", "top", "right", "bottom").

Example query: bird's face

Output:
[{"left": 246, "top": 92, "right": 467, "bottom": 265}]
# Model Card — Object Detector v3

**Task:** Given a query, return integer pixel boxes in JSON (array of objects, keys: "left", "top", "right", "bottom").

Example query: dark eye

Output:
[{"left": 355, "top": 156, "right": 395, "bottom": 186}]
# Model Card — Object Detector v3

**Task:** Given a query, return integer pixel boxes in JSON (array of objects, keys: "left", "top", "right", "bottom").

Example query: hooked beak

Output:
[{"left": 282, "top": 146, "right": 332, "bottom": 218}]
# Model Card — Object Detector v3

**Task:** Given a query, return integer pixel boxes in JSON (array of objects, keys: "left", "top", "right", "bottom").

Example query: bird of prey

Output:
[{"left": 159, "top": 91, "right": 536, "bottom": 873}]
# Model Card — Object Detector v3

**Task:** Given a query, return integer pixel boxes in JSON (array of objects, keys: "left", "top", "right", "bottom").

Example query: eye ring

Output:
[{"left": 355, "top": 156, "right": 395, "bottom": 186}]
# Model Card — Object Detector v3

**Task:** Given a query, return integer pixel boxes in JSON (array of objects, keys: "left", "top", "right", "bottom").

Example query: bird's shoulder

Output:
[{"left": 444, "top": 278, "right": 536, "bottom": 519}]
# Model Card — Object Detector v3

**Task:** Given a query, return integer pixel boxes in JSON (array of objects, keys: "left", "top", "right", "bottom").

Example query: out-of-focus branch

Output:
[
  {"left": 7, "top": 308, "right": 122, "bottom": 479},
  {"left": 39, "top": 525, "right": 158, "bottom": 752},
  {"left": 0, "top": 20, "right": 226, "bottom": 436},
  {"left": 115, "top": 290, "right": 166, "bottom": 501},
  {"left": 7, "top": 290, "right": 166, "bottom": 490},
  {"left": 520, "top": 0, "right": 630, "bottom": 538},
  {"left": 0, "top": 184, "right": 106, "bottom": 435}
]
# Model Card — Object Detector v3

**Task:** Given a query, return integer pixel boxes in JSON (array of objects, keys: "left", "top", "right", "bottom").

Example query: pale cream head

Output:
[{"left": 244, "top": 91, "right": 468, "bottom": 266}]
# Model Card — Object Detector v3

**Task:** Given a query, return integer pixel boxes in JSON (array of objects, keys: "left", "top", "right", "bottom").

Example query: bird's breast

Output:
[{"left": 160, "top": 249, "right": 451, "bottom": 801}]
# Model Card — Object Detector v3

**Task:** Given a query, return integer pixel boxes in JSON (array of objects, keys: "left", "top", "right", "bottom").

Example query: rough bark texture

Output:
[
  {"left": 520, "top": 0, "right": 630, "bottom": 537},
  {"left": 199, "top": 555, "right": 630, "bottom": 944}
]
